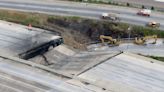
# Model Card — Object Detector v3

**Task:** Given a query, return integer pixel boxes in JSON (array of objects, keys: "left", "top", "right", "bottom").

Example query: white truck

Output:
[
  {"left": 101, "top": 13, "right": 120, "bottom": 21},
  {"left": 137, "top": 9, "right": 151, "bottom": 17}
]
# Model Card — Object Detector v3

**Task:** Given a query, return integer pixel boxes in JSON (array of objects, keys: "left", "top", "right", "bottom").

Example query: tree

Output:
[
  {"left": 127, "top": 3, "right": 130, "bottom": 7},
  {"left": 142, "top": 5, "right": 145, "bottom": 9},
  {"left": 151, "top": 6, "right": 154, "bottom": 10}
]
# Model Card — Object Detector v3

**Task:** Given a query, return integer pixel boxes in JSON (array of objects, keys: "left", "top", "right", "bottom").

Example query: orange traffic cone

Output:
[{"left": 28, "top": 24, "right": 32, "bottom": 30}]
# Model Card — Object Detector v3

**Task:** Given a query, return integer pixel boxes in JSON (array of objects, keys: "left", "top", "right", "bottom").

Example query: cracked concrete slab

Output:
[{"left": 30, "top": 44, "right": 121, "bottom": 76}]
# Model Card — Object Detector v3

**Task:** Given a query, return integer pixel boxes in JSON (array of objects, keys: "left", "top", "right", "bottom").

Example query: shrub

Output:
[
  {"left": 127, "top": 3, "right": 130, "bottom": 7},
  {"left": 142, "top": 5, "right": 145, "bottom": 9},
  {"left": 151, "top": 6, "right": 154, "bottom": 10}
]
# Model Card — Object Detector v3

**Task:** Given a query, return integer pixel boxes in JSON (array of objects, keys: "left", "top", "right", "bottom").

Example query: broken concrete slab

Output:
[{"left": 30, "top": 45, "right": 121, "bottom": 76}]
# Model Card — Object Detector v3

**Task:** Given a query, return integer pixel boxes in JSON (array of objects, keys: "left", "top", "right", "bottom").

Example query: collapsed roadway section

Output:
[{"left": 0, "top": 20, "right": 164, "bottom": 92}]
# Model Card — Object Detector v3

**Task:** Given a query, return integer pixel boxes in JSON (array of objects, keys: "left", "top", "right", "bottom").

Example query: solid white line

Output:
[
  {"left": 0, "top": 83, "right": 22, "bottom": 92},
  {"left": 0, "top": 2, "right": 103, "bottom": 15},
  {"left": 0, "top": 74, "right": 47, "bottom": 92},
  {"left": 154, "top": 0, "right": 164, "bottom": 2}
]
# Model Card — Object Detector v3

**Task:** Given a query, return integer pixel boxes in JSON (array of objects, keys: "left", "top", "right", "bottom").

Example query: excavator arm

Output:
[{"left": 134, "top": 35, "right": 157, "bottom": 45}]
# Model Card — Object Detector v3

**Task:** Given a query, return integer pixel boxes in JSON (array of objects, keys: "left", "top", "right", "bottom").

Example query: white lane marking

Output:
[
  {"left": 0, "top": 74, "right": 47, "bottom": 92},
  {"left": 0, "top": 83, "right": 22, "bottom": 92},
  {"left": 0, "top": 2, "right": 103, "bottom": 15},
  {"left": 155, "top": 0, "right": 164, "bottom": 2}
]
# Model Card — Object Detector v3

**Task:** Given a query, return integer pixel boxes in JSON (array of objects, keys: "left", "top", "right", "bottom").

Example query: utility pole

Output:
[{"left": 127, "top": 26, "right": 132, "bottom": 49}]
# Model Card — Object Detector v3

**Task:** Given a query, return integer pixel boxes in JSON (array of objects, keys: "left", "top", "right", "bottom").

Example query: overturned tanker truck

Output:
[{"left": 19, "top": 34, "right": 63, "bottom": 60}]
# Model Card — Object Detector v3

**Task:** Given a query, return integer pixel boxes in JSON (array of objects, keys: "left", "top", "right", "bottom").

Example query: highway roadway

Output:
[
  {"left": 78, "top": 53, "right": 164, "bottom": 92},
  {"left": 88, "top": 39, "right": 164, "bottom": 57},
  {"left": 0, "top": 0, "right": 163, "bottom": 29},
  {"left": 0, "top": 55, "right": 97, "bottom": 92}
]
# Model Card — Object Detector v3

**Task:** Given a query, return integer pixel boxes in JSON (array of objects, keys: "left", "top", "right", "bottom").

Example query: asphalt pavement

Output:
[
  {"left": 112, "top": 0, "right": 164, "bottom": 9},
  {"left": 0, "top": 1, "right": 163, "bottom": 29},
  {"left": 87, "top": 39, "right": 164, "bottom": 57}
]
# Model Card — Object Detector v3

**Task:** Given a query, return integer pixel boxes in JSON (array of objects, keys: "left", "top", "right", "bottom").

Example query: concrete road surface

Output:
[
  {"left": 78, "top": 53, "right": 164, "bottom": 92},
  {"left": 112, "top": 0, "right": 164, "bottom": 9},
  {"left": 88, "top": 39, "right": 164, "bottom": 57},
  {"left": 29, "top": 44, "right": 120, "bottom": 76},
  {"left": 0, "top": 56, "right": 97, "bottom": 92},
  {"left": 0, "top": 0, "right": 163, "bottom": 29},
  {"left": 1, "top": 46, "right": 164, "bottom": 92}
]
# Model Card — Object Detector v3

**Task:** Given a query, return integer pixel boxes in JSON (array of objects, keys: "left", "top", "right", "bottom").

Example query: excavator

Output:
[
  {"left": 100, "top": 35, "right": 121, "bottom": 46},
  {"left": 134, "top": 35, "right": 157, "bottom": 45}
]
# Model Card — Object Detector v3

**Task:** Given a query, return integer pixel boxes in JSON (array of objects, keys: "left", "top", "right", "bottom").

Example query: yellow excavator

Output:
[
  {"left": 100, "top": 35, "right": 121, "bottom": 46},
  {"left": 134, "top": 35, "right": 157, "bottom": 45}
]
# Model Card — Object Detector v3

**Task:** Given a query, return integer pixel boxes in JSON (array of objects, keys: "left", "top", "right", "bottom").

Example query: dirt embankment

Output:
[
  {"left": 47, "top": 16, "right": 163, "bottom": 44},
  {"left": 46, "top": 17, "right": 128, "bottom": 50},
  {"left": 47, "top": 17, "right": 132, "bottom": 41}
]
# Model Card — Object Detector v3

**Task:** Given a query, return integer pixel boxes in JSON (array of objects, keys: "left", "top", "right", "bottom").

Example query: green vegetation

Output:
[
  {"left": 71, "top": 0, "right": 112, "bottom": 4},
  {"left": 142, "top": 5, "right": 145, "bottom": 9},
  {"left": 47, "top": 16, "right": 164, "bottom": 39},
  {"left": 0, "top": 10, "right": 46, "bottom": 27},
  {"left": 126, "top": 3, "right": 130, "bottom": 7},
  {"left": 151, "top": 6, "right": 155, "bottom": 10},
  {"left": 132, "top": 26, "right": 164, "bottom": 38},
  {"left": 149, "top": 56, "right": 164, "bottom": 62},
  {"left": 70, "top": 0, "right": 124, "bottom": 6}
]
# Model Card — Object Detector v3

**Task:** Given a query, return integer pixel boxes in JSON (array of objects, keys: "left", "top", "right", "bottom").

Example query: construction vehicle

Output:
[
  {"left": 101, "top": 13, "right": 120, "bottom": 21},
  {"left": 100, "top": 35, "right": 121, "bottom": 46},
  {"left": 137, "top": 9, "right": 151, "bottom": 17},
  {"left": 146, "top": 21, "right": 160, "bottom": 28},
  {"left": 134, "top": 35, "right": 157, "bottom": 45}
]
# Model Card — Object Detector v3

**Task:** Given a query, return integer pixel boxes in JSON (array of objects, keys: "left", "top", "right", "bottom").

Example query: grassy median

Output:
[
  {"left": 149, "top": 56, "right": 164, "bottom": 62},
  {"left": 0, "top": 9, "right": 164, "bottom": 49}
]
